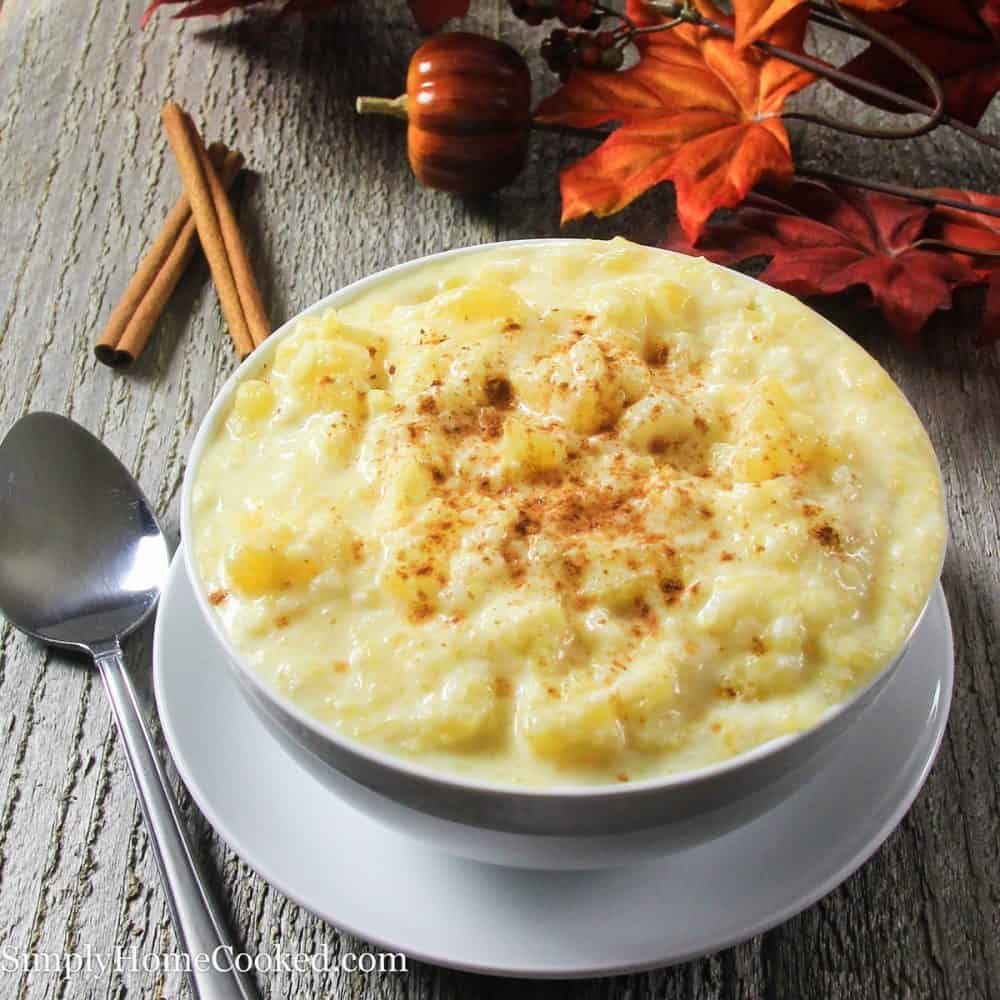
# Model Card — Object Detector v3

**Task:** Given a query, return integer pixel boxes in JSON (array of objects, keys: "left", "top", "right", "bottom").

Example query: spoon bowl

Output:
[{"left": 0, "top": 412, "right": 168, "bottom": 650}]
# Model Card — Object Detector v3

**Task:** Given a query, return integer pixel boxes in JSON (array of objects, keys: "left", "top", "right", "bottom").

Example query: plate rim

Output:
[{"left": 154, "top": 555, "right": 954, "bottom": 979}]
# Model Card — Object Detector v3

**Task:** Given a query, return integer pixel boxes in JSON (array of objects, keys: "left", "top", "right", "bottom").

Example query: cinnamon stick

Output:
[
  {"left": 95, "top": 143, "right": 244, "bottom": 368},
  {"left": 161, "top": 103, "right": 255, "bottom": 359},
  {"left": 185, "top": 112, "right": 270, "bottom": 350}
]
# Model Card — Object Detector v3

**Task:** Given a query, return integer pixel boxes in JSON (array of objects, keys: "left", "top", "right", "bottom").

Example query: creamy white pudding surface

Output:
[{"left": 191, "top": 239, "right": 945, "bottom": 785}]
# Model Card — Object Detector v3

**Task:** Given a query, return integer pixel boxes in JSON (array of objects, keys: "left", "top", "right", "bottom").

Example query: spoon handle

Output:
[{"left": 94, "top": 641, "right": 258, "bottom": 1000}]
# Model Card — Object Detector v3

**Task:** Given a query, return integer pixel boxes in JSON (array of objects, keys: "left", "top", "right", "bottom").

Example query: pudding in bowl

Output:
[{"left": 183, "top": 239, "right": 945, "bottom": 865}]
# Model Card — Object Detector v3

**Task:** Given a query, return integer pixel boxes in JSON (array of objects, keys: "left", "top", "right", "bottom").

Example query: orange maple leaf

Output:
[
  {"left": 733, "top": 0, "right": 907, "bottom": 51},
  {"left": 534, "top": 0, "right": 815, "bottom": 241}
]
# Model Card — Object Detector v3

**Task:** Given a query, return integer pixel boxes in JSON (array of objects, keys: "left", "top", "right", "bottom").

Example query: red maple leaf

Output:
[
  {"left": 534, "top": 0, "right": 815, "bottom": 242},
  {"left": 408, "top": 0, "right": 470, "bottom": 31},
  {"left": 732, "top": 0, "right": 905, "bottom": 52},
  {"left": 661, "top": 178, "right": 983, "bottom": 340},
  {"left": 141, "top": 0, "right": 469, "bottom": 30},
  {"left": 839, "top": 0, "right": 1000, "bottom": 127},
  {"left": 141, "top": 0, "right": 263, "bottom": 25},
  {"left": 926, "top": 189, "right": 1000, "bottom": 342}
]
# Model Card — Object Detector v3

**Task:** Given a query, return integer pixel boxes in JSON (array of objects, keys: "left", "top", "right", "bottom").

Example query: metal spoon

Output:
[{"left": 0, "top": 412, "right": 257, "bottom": 1000}]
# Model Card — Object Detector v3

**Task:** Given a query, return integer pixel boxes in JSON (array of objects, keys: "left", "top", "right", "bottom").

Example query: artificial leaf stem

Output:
[
  {"left": 805, "top": 1, "right": 868, "bottom": 41},
  {"left": 911, "top": 238, "right": 1000, "bottom": 259},
  {"left": 797, "top": 167, "right": 1000, "bottom": 222}
]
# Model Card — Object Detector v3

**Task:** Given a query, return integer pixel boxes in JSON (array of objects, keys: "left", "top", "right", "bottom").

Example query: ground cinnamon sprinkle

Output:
[
  {"left": 409, "top": 603, "right": 433, "bottom": 623},
  {"left": 377, "top": 330, "right": 763, "bottom": 649},
  {"left": 479, "top": 409, "right": 504, "bottom": 439},
  {"left": 634, "top": 599, "right": 659, "bottom": 633},
  {"left": 811, "top": 523, "right": 841, "bottom": 549},
  {"left": 511, "top": 481, "right": 640, "bottom": 537},
  {"left": 514, "top": 511, "right": 541, "bottom": 535},
  {"left": 499, "top": 535, "right": 526, "bottom": 580},
  {"left": 484, "top": 376, "right": 514, "bottom": 408},
  {"left": 646, "top": 344, "right": 670, "bottom": 366}
]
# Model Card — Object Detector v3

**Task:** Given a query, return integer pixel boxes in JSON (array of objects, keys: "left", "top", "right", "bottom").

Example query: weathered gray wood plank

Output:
[{"left": 0, "top": 1, "right": 997, "bottom": 998}]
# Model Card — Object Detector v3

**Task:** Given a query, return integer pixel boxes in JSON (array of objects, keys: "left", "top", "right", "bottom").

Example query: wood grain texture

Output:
[{"left": 0, "top": 3, "right": 997, "bottom": 998}]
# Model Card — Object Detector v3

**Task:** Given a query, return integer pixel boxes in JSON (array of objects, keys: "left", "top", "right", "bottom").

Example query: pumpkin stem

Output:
[{"left": 355, "top": 95, "right": 409, "bottom": 121}]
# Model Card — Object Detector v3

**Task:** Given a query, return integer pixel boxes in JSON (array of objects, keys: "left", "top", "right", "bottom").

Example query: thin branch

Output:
[
  {"left": 912, "top": 238, "right": 1000, "bottom": 257},
  {"left": 531, "top": 121, "right": 611, "bottom": 140},
  {"left": 806, "top": 2, "right": 869, "bottom": 40},
  {"left": 936, "top": 115, "right": 1000, "bottom": 154},
  {"left": 797, "top": 166, "right": 1000, "bottom": 221}
]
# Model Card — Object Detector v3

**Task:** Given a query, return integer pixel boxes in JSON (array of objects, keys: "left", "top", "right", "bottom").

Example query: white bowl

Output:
[{"left": 180, "top": 240, "right": 944, "bottom": 869}]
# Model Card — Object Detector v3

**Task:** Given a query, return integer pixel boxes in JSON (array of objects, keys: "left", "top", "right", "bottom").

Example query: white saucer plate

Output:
[{"left": 154, "top": 556, "right": 953, "bottom": 978}]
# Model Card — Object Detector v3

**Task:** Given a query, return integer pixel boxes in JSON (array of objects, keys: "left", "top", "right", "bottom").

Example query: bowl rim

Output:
[{"left": 180, "top": 237, "right": 946, "bottom": 800}]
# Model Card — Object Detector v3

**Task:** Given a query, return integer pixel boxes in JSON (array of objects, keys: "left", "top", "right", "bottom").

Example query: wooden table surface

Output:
[{"left": 1, "top": 1, "right": 998, "bottom": 997}]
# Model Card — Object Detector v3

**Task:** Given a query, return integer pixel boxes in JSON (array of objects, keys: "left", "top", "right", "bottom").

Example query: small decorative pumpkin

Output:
[{"left": 357, "top": 32, "right": 532, "bottom": 195}]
